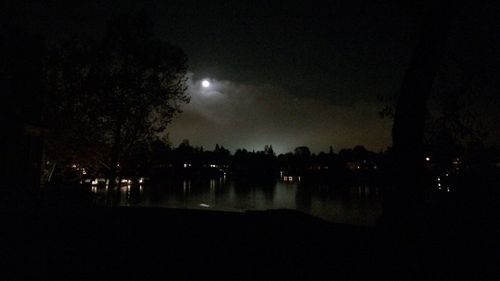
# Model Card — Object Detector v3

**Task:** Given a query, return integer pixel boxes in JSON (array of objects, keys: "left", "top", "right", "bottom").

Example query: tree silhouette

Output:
[
  {"left": 0, "top": 25, "right": 46, "bottom": 194},
  {"left": 44, "top": 15, "right": 189, "bottom": 186},
  {"left": 387, "top": 0, "right": 456, "bottom": 224}
]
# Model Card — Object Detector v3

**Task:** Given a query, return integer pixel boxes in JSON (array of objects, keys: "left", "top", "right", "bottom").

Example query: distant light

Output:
[
  {"left": 425, "top": 157, "right": 431, "bottom": 162},
  {"left": 202, "top": 80, "right": 210, "bottom": 88},
  {"left": 199, "top": 203, "right": 210, "bottom": 208}
]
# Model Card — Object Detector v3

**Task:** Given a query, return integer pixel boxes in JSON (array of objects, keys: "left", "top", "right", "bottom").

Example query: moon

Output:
[{"left": 202, "top": 80, "right": 210, "bottom": 88}]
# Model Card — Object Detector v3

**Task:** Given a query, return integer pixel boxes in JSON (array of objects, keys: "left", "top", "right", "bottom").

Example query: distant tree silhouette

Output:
[
  {"left": 44, "top": 15, "right": 189, "bottom": 187},
  {"left": 264, "top": 145, "right": 275, "bottom": 156},
  {"left": 294, "top": 146, "right": 311, "bottom": 157}
]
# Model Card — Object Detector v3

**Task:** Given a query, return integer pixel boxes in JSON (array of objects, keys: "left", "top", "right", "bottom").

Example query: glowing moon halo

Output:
[{"left": 202, "top": 80, "right": 210, "bottom": 88}]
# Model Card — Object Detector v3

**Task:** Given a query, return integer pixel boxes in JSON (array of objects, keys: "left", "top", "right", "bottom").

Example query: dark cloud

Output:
[{"left": 4, "top": 1, "right": 499, "bottom": 151}]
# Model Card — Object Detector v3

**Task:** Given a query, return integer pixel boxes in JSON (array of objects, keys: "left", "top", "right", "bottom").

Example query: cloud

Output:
[{"left": 167, "top": 73, "right": 392, "bottom": 154}]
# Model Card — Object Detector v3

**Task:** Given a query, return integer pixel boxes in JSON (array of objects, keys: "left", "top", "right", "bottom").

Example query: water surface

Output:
[{"left": 91, "top": 178, "right": 382, "bottom": 226}]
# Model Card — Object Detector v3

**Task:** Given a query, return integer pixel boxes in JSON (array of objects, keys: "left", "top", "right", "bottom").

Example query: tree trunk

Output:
[
  {"left": 108, "top": 118, "right": 122, "bottom": 205},
  {"left": 383, "top": 1, "right": 454, "bottom": 226}
]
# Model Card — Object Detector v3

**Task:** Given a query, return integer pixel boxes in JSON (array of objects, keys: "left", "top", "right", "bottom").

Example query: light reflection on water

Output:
[{"left": 91, "top": 178, "right": 382, "bottom": 226}]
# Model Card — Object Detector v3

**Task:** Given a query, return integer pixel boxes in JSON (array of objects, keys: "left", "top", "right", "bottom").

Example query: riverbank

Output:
[{"left": 1, "top": 203, "right": 498, "bottom": 280}]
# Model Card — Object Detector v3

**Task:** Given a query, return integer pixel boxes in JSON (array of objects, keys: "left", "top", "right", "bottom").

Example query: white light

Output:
[
  {"left": 425, "top": 157, "right": 431, "bottom": 162},
  {"left": 199, "top": 203, "right": 210, "bottom": 208},
  {"left": 202, "top": 80, "right": 210, "bottom": 88}
]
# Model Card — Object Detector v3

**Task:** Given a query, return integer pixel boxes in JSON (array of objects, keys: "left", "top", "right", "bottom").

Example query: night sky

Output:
[{"left": 3, "top": 1, "right": 499, "bottom": 153}]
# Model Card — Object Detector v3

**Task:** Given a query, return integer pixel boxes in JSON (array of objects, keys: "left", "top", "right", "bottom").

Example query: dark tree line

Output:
[{"left": 72, "top": 139, "right": 386, "bottom": 183}]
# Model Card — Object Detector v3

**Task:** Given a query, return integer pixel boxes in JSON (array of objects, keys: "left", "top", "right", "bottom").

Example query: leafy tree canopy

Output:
[{"left": 44, "top": 15, "right": 189, "bottom": 177}]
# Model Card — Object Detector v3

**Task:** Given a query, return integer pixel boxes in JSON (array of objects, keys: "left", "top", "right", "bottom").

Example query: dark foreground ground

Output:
[{"left": 1, "top": 193, "right": 499, "bottom": 281}]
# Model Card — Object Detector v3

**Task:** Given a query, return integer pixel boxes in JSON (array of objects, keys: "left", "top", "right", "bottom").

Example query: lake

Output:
[{"left": 90, "top": 177, "right": 382, "bottom": 226}]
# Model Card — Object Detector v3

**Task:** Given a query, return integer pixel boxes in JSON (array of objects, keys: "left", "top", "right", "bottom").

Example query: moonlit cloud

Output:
[{"left": 167, "top": 73, "right": 392, "bottom": 154}]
